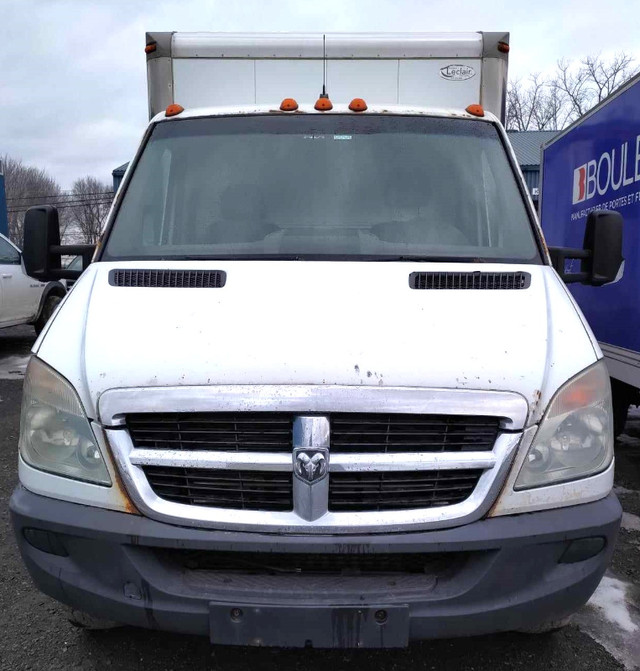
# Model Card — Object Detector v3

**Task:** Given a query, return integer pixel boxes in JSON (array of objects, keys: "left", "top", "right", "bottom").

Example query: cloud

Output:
[{"left": 1, "top": 0, "right": 639, "bottom": 188}]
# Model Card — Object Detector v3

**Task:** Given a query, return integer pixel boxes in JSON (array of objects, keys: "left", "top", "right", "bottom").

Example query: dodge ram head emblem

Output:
[{"left": 293, "top": 448, "right": 328, "bottom": 484}]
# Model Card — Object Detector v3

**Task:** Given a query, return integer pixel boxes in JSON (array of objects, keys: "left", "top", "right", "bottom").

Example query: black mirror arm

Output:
[
  {"left": 46, "top": 244, "right": 95, "bottom": 280},
  {"left": 548, "top": 246, "right": 591, "bottom": 284}
]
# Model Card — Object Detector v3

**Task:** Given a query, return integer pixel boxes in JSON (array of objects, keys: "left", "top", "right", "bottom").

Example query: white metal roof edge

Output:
[{"left": 171, "top": 32, "right": 484, "bottom": 59}]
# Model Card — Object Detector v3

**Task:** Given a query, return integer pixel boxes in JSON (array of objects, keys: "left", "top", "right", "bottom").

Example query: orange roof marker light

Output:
[
  {"left": 145, "top": 42, "right": 157, "bottom": 54},
  {"left": 165, "top": 104, "right": 185, "bottom": 118},
  {"left": 349, "top": 98, "right": 368, "bottom": 112},
  {"left": 280, "top": 98, "right": 299, "bottom": 111},
  {"left": 465, "top": 104, "right": 485, "bottom": 118},
  {"left": 314, "top": 95, "right": 333, "bottom": 111},
  {"left": 497, "top": 41, "right": 510, "bottom": 54}
]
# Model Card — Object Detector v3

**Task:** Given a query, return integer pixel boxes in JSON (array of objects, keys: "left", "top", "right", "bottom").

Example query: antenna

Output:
[{"left": 321, "top": 34, "right": 328, "bottom": 98}]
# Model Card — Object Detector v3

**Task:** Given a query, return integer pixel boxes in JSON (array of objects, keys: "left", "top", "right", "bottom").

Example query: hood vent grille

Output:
[
  {"left": 109, "top": 269, "right": 226, "bottom": 288},
  {"left": 409, "top": 271, "right": 531, "bottom": 290}
]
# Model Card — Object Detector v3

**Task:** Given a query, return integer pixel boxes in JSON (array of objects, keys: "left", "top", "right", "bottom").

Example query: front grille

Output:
[
  {"left": 409, "top": 271, "right": 531, "bottom": 290},
  {"left": 129, "top": 412, "right": 497, "bottom": 518},
  {"left": 328, "top": 470, "right": 483, "bottom": 512},
  {"left": 143, "top": 466, "right": 293, "bottom": 511},
  {"left": 109, "top": 269, "right": 226, "bottom": 288},
  {"left": 330, "top": 414, "right": 499, "bottom": 453},
  {"left": 158, "top": 548, "right": 467, "bottom": 575},
  {"left": 128, "top": 413, "right": 293, "bottom": 452}
]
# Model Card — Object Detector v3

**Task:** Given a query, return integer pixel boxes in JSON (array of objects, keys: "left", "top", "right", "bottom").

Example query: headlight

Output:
[
  {"left": 515, "top": 361, "right": 613, "bottom": 490},
  {"left": 19, "top": 357, "right": 111, "bottom": 485}
]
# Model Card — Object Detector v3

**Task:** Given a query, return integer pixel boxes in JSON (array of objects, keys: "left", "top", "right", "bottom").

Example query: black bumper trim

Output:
[{"left": 10, "top": 486, "right": 622, "bottom": 646}]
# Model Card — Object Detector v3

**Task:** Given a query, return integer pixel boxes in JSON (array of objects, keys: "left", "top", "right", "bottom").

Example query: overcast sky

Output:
[{"left": 1, "top": 0, "right": 639, "bottom": 189}]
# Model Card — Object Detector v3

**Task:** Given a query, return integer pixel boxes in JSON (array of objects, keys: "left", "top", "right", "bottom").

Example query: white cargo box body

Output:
[{"left": 146, "top": 32, "right": 509, "bottom": 122}]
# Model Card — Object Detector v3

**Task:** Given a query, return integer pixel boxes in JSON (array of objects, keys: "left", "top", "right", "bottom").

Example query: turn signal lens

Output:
[
  {"left": 165, "top": 104, "right": 184, "bottom": 117},
  {"left": 145, "top": 43, "right": 157, "bottom": 54},
  {"left": 280, "top": 98, "right": 299, "bottom": 111},
  {"left": 314, "top": 96, "right": 333, "bottom": 111},
  {"left": 348, "top": 98, "right": 368, "bottom": 112},
  {"left": 465, "top": 104, "right": 485, "bottom": 117}
]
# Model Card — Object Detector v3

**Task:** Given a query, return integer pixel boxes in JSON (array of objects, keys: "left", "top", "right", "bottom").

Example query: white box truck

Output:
[{"left": 11, "top": 32, "right": 624, "bottom": 647}]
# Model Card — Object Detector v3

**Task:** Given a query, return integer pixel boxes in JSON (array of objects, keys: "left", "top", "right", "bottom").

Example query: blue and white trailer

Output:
[{"left": 541, "top": 72, "right": 640, "bottom": 433}]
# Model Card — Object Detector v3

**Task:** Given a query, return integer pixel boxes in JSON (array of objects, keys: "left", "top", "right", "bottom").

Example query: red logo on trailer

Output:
[{"left": 573, "top": 165, "right": 587, "bottom": 204}]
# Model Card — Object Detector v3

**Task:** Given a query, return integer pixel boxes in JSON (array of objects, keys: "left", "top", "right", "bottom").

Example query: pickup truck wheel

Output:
[
  {"left": 66, "top": 607, "right": 122, "bottom": 630},
  {"left": 34, "top": 295, "right": 62, "bottom": 335}
]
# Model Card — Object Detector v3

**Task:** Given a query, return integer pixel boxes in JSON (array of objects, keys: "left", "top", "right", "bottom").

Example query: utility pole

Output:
[{"left": 0, "top": 160, "right": 8, "bottom": 238}]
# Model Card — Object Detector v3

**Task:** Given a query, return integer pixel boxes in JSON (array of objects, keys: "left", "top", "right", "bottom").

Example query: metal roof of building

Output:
[
  {"left": 506, "top": 130, "right": 558, "bottom": 168},
  {"left": 112, "top": 162, "right": 128, "bottom": 177}
]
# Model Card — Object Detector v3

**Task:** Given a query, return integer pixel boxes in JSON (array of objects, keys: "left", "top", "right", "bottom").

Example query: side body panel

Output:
[{"left": 540, "top": 75, "right": 640, "bottom": 387}]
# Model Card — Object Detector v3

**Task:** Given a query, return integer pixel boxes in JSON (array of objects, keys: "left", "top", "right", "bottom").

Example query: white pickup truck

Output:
[
  {"left": 10, "top": 32, "right": 625, "bottom": 648},
  {"left": 0, "top": 232, "right": 64, "bottom": 333}
]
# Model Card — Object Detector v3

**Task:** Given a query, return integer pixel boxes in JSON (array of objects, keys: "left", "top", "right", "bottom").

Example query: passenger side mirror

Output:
[
  {"left": 23, "top": 205, "right": 96, "bottom": 281},
  {"left": 548, "top": 210, "right": 623, "bottom": 286}
]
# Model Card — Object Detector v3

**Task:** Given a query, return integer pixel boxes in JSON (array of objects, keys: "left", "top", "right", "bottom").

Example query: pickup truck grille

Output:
[{"left": 128, "top": 413, "right": 498, "bottom": 453}]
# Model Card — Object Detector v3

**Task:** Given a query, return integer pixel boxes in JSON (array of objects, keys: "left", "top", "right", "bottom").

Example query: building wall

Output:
[{"left": 521, "top": 169, "right": 540, "bottom": 201}]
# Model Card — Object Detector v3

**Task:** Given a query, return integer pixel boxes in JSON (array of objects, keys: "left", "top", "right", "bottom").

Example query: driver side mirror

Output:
[
  {"left": 23, "top": 205, "right": 96, "bottom": 281},
  {"left": 549, "top": 210, "right": 623, "bottom": 286}
]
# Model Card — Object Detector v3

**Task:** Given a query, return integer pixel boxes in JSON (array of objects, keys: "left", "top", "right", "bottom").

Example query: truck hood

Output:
[{"left": 36, "top": 261, "right": 598, "bottom": 428}]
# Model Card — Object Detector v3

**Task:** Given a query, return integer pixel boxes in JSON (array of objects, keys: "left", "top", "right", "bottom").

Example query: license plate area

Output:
[{"left": 209, "top": 603, "right": 409, "bottom": 648}]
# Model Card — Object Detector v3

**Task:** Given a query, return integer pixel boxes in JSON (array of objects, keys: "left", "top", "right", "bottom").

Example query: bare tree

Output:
[
  {"left": 2, "top": 155, "right": 64, "bottom": 244},
  {"left": 506, "top": 52, "right": 638, "bottom": 131},
  {"left": 507, "top": 74, "right": 564, "bottom": 131},
  {"left": 69, "top": 176, "right": 114, "bottom": 244},
  {"left": 555, "top": 52, "right": 637, "bottom": 124}
]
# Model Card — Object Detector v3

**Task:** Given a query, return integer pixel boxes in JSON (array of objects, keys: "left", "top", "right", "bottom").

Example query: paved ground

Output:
[{"left": 1, "top": 324, "right": 638, "bottom": 671}]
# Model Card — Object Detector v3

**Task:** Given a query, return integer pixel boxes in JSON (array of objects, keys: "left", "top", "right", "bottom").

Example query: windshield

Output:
[{"left": 102, "top": 115, "right": 540, "bottom": 263}]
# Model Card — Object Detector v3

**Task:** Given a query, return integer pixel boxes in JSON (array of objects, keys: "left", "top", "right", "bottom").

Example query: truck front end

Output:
[{"left": 10, "top": 104, "right": 621, "bottom": 647}]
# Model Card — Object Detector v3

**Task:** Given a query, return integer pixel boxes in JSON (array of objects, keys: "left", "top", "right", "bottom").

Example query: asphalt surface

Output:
[{"left": 1, "top": 324, "right": 638, "bottom": 671}]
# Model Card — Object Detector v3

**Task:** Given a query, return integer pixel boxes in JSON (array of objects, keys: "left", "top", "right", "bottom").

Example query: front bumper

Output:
[{"left": 10, "top": 486, "right": 621, "bottom": 647}]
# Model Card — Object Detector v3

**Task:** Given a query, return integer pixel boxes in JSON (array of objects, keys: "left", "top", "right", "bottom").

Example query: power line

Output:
[
  {"left": 7, "top": 199, "right": 113, "bottom": 214},
  {"left": 12, "top": 195, "right": 113, "bottom": 206},
  {"left": 7, "top": 191, "right": 114, "bottom": 202},
  {"left": 7, "top": 196, "right": 115, "bottom": 210}
]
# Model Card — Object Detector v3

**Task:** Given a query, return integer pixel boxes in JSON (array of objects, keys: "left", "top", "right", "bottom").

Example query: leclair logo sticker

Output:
[{"left": 439, "top": 65, "right": 475, "bottom": 81}]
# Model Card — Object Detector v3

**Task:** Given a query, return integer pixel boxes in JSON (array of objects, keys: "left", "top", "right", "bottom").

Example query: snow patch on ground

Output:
[
  {"left": 575, "top": 573, "right": 640, "bottom": 670},
  {"left": 615, "top": 485, "right": 640, "bottom": 496},
  {"left": 0, "top": 354, "right": 29, "bottom": 379},
  {"left": 621, "top": 512, "right": 640, "bottom": 532}
]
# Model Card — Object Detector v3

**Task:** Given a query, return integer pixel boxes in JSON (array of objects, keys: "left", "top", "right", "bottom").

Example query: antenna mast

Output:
[{"left": 321, "top": 34, "right": 328, "bottom": 98}]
